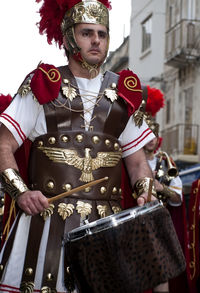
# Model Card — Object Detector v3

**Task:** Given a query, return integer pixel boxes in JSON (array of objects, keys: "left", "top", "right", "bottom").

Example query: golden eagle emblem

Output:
[{"left": 38, "top": 147, "right": 122, "bottom": 182}]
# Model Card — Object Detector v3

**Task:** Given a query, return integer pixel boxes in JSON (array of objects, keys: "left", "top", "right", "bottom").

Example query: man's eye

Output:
[
  {"left": 82, "top": 32, "right": 89, "bottom": 37},
  {"left": 99, "top": 32, "right": 107, "bottom": 39}
]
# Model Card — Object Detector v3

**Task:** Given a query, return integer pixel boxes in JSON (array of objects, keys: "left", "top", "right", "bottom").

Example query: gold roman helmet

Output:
[{"left": 61, "top": 0, "right": 109, "bottom": 34}]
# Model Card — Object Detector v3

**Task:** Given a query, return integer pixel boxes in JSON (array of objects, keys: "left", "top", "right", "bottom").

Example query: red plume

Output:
[
  {"left": 36, "top": 0, "right": 112, "bottom": 48},
  {"left": 36, "top": 0, "right": 69, "bottom": 48},
  {"left": 0, "top": 94, "right": 12, "bottom": 114},
  {"left": 99, "top": 0, "right": 112, "bottom": 9},
  {"left": 145, "top": 85, "right": 164, "bottom": 117}
]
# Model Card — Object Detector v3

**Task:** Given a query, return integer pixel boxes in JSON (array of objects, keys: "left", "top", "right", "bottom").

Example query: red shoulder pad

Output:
[
  {"left": 30, "top": 63, "right": 61, "bottom": 105},
  {"left": 0, "top": 94, "right": 12, "bottom": 114},
  {"left": 117, "top": 69, "right": 142, "bottom": 116}
]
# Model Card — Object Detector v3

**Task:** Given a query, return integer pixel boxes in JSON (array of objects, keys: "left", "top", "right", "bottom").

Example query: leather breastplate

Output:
[{"left": 28, "top": 66, "right": 129, "bottom": 202}]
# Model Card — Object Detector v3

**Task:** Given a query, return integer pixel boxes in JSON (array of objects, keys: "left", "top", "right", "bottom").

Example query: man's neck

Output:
[
  {"left": 68, "top": 58, "right": 100, "bottom": 79},
  {"left": 144, "top": 150, "right": 155, "bottom": 161}
]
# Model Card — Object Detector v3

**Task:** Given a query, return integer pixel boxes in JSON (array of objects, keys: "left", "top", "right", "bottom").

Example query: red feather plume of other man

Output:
[{"left": 145, "top": 85, "right": 165, "bottom": 117}]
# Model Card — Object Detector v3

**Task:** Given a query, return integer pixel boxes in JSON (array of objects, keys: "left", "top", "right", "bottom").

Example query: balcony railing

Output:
[
  {"left": 165, "top": 19, "right": 200, "bottom": 67},
  {"left": 160, "top": 124, "right": 199, "bottom": 159}
]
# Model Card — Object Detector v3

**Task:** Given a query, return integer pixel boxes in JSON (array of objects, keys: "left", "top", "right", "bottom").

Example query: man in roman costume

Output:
[{"left": 0, "top": 1, "right": 156, "bottom": 292}]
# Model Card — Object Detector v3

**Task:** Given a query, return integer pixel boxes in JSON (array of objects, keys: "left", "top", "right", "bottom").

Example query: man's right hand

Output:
[{"left": 17, "top": 190, "right": 49, "bottom": 216}]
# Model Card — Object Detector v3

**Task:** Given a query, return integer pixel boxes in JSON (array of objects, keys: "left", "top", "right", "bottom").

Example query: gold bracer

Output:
[
  {"left": 132, "top": 177, "right": 157, "bottom": 199},
  {"left": 157, "top": 184, "right": 177, "bottom": 203},
  {"left": 0, "top": 168, "right": 29, "bottom": 200}
]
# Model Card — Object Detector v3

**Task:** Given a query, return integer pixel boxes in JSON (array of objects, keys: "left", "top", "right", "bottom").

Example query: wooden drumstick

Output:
[
  {"left": 147, "top": 178, "right": 153, "bottom": 202},
  {"left": 48, "top": 176, "right": 109, "bottom": 204}
]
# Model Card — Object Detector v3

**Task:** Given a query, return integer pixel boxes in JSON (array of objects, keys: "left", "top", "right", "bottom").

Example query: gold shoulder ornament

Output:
[{"left": 133, "top": 100, "right": 146, "bottom": 127}]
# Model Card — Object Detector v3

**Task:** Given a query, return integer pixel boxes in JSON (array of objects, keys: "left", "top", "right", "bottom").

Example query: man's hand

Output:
[
  {"left": 17, "top": 190, "right": 49, "bottom": 216},
  {"left": 137, "top": 192, "right": 157, "bottom": 206},
  {"left": 154, "top": 179, "right": 164, "bottom": 192}
]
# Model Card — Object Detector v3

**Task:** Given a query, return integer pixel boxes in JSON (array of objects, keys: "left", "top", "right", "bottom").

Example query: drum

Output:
[{"left": 65, "top": 200, "right": 186, "bottom": 293}]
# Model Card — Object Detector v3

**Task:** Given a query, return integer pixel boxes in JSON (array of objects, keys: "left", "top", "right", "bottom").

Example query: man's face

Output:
[
  {"left": 74, "top": 23, "right": 109, "bottom": 65},
  {"left": 144, "top": 137, "right": 159, "bottom": 153}
]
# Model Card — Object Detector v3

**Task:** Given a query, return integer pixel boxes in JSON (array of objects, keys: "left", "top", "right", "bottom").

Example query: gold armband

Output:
[
  {"left": 157, "top": 184, "right": 176, "bottom": 203},
  {"left": 0, "top": 168, "right": 29, "bottom": 200},
  {"left": 132, "top": 177, "right": 157, "bottom": 200}
]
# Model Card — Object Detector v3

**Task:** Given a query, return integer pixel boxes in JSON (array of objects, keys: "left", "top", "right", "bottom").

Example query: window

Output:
[
  {"left": 185, "top": 87, "right": 193, "bottom": 124},
  {"left": 141, "top": 15, "right": 152, "bottom": 52},
  {"left": 169, "top": 5, "right": 173, "bottom": 28},
  {"left": 188, "top": 0, "right": 196, "bottom": 19},
  {"left": 166, "top": 100, "right": 170, "bottom": 124}
]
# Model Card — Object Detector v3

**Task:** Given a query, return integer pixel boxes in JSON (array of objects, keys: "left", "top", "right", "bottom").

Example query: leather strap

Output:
[
  {"left": 41, "top": 201, "right": 65, "bottom": 290},
  {"left": 102, "top": 72, "right": 128, "bottom": 137},
  {"left": 20, "top": 215, "right": 45, "bottom": 285}
]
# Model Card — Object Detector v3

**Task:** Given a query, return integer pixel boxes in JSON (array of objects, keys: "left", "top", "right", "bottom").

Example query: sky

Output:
[{"left": 0, "top": 0, "right": 131, "bottom": 96}]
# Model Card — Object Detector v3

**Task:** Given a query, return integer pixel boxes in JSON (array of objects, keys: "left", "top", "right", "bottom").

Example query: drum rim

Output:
[{"left": 66, "top": 200, "right": 163, "bottom": 242}]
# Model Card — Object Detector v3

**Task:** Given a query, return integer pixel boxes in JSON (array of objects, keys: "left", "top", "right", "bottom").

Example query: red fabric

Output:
[
  {"left": 187, "top": 179, "right": 200, "bottom": 293},
  {"left": 36, "top": 0, "right": 68, "bottom": 47},
  {"left": 0, "top": 94, "right": 12, "bottom": 113},
  {"left": 146, "top": 85, "right": 164, "bottom": 117},
  {"left": 30, "top": 63, "right": 61, "bottom": 104},
  {"left": 117, "top": 70, "right": 142, "bottom": 116},
  {"left": 154, "top": 136, "right": 163, "bottom": 153},
  {"left": 167, "top": 197, "right": 190, "bottom": 293}
]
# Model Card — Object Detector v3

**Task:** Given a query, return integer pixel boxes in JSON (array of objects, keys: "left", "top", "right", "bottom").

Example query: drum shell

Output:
[{"left": 65, "top": 206, "right": 186, "bottom": 293}]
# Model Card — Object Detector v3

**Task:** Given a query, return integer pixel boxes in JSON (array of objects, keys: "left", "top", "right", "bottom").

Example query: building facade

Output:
[
  {"left": 163, "top": 0, "right": 200, "bottom": 169},
  {"left": 102, "top": 0, "right": 200, "bottom": 195}
]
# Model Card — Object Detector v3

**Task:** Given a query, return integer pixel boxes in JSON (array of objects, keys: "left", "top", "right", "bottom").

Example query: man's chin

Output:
[{"left": 85, "top": 55, "right": 106, "bottom": 66}]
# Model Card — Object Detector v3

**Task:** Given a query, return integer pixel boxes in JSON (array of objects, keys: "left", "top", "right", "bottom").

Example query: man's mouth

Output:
[{"left": 89, "top": 48, "right": 100, "bottom": 53}]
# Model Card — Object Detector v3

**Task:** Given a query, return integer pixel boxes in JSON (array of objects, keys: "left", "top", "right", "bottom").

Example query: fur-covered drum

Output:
[{"left": 65, "top": 200, "right": 186, "bottom": 293}]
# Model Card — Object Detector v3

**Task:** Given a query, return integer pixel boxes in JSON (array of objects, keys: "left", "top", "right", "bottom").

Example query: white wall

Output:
[{"left": 129, "top": 0, "right": 166, "bottom": 84}]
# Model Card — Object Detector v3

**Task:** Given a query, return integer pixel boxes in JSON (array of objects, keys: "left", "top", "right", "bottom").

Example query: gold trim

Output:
[
  {"left": 133, "top": 177, "right": 156, "bottom": 199},
  {"left": 76, "top": 201, "right": 92, "bottom": 219},
  {"left": 18, "top": 80, "right": 31, "bottom": 97},
  {"left": 189, "top": 179, "right": 200, "bottom": 280},
  {"left": 38, "top": 67, "right": 61, "bottom": 83},
  {"left": 62, "top": 84, "right": 77, "bottom": 101},
  {"left": 20, "top": 281, "right": 35, "bottom": 293},
  {"left": 0, "top": 168, "right": 29, "bottom": 200},
  {"left": 104, "top": 88, "right": 118, "bottom": 102},
  {"left": 112, "top": 206, "right": 121, "bottom": 214},
  {"left": 58, "top": 203, "right": 74, "bottom": 220},
  {"left": 40, "top": 204, "right": 55, "bottom": 221},
  {"left": 97, "top": 205, "right": 108, "bottom": 218},
  {"left": 124, "top": 76, "right": 142, "bottom": 92},
  {"left": 170, "top": 185, "right": 182, "bottom": 190}
]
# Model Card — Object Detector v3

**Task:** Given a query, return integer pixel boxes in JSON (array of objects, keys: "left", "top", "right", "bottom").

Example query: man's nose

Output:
[{"left": 92, "top": 32, "right": 100, "bottom": 44}]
